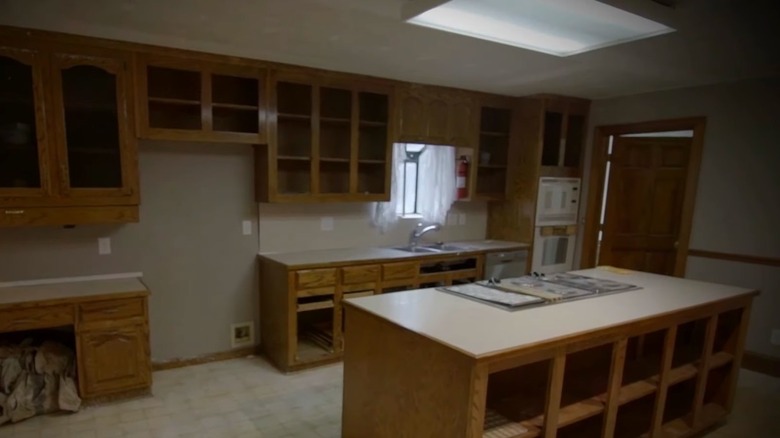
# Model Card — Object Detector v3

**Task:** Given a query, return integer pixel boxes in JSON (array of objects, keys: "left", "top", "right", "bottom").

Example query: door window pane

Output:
[
  {"left": 61, "top": 65, "right": 122, "bottom": 188},
  {"left": 0, "top": 56, "right": 41, "bottom": 189}
]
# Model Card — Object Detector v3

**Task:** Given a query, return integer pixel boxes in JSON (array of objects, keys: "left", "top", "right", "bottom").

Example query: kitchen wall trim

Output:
[
  {"left": 0, "top": 272, "right": 144, "bottom": 288},
  {"left": 688, "top": 249, "right": 780, "bottom": 268}
]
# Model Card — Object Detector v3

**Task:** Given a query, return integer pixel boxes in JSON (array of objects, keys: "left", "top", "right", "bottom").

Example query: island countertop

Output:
[
  {"left": 257, "top": 239, "right": 529, "bottom": 269},
  {"left": 344, "top": 267, "right": 758, "bottom": 359}
]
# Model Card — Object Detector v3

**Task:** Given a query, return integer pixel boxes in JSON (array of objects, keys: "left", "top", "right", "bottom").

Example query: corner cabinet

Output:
[
  {"left": 255, "top": 71, "right": 393, "bottom": 203},
  {"left": 0, "top": 42, "right": 139, "bottom": 227},
  {"left": 395, "top": 84, "right": 477, "bottom": 148},
  {"left": 135, "top": 55, "right": 268, "bottom": 144}
]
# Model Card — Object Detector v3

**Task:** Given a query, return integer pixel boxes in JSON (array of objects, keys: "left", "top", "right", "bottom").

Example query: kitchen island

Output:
[{"left": 341, "top": 268, "right": 757, "bottom": 438}]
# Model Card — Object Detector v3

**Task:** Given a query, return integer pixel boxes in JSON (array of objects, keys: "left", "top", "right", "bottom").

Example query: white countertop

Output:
[
  {"left": 345, "top": 268, "right": 757, "bottom": 359},
  {"left": 258, "top": 240, "right": 529, "bottom": 268},
  {"left": 0, "top": 277, "right": 149, "bottom": 306}
]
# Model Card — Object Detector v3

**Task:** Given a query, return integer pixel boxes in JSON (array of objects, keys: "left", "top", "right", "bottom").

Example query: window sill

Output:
[{"left": 399, "top": 214, "right": 423, "bottom": 220}]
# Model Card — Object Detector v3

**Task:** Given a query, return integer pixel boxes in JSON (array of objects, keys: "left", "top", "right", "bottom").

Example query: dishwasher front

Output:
[{"left": 484, "top": 250, "right": 528, "bottom": 279}]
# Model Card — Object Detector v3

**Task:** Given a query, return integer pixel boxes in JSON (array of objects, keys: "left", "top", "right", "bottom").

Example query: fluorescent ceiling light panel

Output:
[{"left": 405, "top": 0, "right": 675, "bottom": 56}]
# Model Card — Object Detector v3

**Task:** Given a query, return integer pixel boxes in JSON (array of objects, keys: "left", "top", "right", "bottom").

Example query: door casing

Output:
[{"left": 580, "top": 117, "right": 706, "bottom": 276}]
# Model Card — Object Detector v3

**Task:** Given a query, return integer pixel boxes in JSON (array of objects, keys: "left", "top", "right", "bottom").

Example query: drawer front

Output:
[
  {"left": 295, "top": 268, "right": 337, "bottom": 289},
  {"left": 0, "top": 305, "right": 74, "bottom": 333},
  {"left": 382, "top": 262, "right": 418, "bottom": 281},
  {"left": 342, "top": 265, "right": 379, "bottom": 285},
  {"left": 80, "top": 298, "right": 145, "bottom": 324}
]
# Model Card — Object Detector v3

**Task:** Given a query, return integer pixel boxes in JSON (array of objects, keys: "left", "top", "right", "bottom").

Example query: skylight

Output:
[{"left": 404, "top": 0, "right": 675, "bottom": 57}]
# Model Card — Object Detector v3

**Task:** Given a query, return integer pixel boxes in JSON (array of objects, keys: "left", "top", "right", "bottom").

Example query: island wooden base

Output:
[{"left": 343, "top": 294, "right": 753, "bottom": 438}]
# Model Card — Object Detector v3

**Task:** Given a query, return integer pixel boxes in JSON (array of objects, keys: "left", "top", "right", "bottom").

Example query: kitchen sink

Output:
[{"left": 391, "top": 243, "right": 469, "bottom": 253}]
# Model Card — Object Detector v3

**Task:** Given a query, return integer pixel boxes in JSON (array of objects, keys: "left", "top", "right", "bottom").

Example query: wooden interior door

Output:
[{"left": 599, "top": 136, "right": 691, "bottom": 274}]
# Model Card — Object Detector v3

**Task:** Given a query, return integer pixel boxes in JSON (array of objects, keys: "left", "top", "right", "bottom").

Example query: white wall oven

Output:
[{"left": 532, "top": 177, "right": 581, "bottom": 274}]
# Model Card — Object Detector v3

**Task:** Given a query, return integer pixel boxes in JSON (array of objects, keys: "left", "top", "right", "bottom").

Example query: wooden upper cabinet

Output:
[
  {"left": 394, "top": 84, "right": 477, "bottom": 148},
  {"left": 136, "top": 55, "right": 267, "bottom": 144},
  {"left": 256, "top": 71, "right": 392, "bottom": 203},
  {"left": 0, "top": 42, "right": 139, "bottom": 226},
  {"left": 539, "top": 96, "right": 590, "bottom": 176},
  {"left": 0, "top": 45, "right": 53, "bottom": 202},
  {"left": 474, "top": 99, "right": 515, "bottom": 200}
]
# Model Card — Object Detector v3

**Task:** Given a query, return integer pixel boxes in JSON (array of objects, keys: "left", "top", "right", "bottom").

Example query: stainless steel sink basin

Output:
[{"left": 391, "top": 243, "right": 469, "bottom": 253}]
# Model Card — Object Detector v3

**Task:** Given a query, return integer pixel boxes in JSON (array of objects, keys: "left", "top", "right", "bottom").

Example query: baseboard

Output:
[
  {"left": 152, "top": 346, "right": 260, "bottom": 371},
  {"left": 741, "top": 350, "right": 780, "bottom": 378}
]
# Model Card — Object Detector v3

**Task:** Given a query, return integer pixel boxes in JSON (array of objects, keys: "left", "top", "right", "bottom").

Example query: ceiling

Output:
[{"left": 1, "top": 0, "right": 778, "bottom": 99}]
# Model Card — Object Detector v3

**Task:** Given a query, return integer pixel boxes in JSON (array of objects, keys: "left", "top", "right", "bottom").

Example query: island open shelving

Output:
[{"left": 342, "top": 268, "right": 757, "bottom": 438}]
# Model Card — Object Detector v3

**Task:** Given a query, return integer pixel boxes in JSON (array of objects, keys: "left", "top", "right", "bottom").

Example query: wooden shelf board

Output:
[
  {"left": 278, "top": 112, "right": 312, "bottom": 120},
  {"left": 709, "top": 351, "right": 734, "bottom": 370},
  {"left": 296, "top": 300, "right": 334, "bottom": 312},
  {"left": 478, "top": 164, "right": 508, "bottom": 169},
  {"left": 638, "top": 403, "right": 726, "bottom": 438},
  {"left": 358, "top": 159, "right": 386, "bottom": 164},
  {"left": 359, "top": 120, "right": 387, "bottom": 127},
  {"left": 556, "top": 397, "right": 605, "bottom": 428},
  {"left": 616, "top": 380, "right": 657, "bottom": 405},
  {"left": 277, "top": 155, "right": 311, "bottom": 161},
  {"left": 319, "top": 157, "right": 351, "bottom": 163},
  {"left": 652, "top": 363, "right": 698, "bottom": 386},
  {"left": 149, "top": 97, "right": 201, "bottom": 106},
  {"left": 320, "top": 116, "right": 351, "bottom": 124},
  {"left": 296, "top": 337, "right": 335, "bottom": 363},
  {"left": 480, "top": 131, "right": 510, "bottom": 137},
  {"left": 483, "top": 408, "right": 540, "bottom": 438},
  {"left": 212, "top": 102, "right": 258, "bottom": 110}
]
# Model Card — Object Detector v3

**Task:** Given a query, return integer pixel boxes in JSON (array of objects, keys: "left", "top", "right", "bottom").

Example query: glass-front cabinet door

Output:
[
  {"left": 50, "top": 51, "right": 137, "bottom": 200},
  {"left": 0, "top": 46, "right": 52, "bottom": 201}
]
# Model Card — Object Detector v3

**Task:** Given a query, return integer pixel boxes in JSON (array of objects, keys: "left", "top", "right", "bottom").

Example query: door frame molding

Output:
[{"left": 580, "top": 117, "right": 706, "bottom": 276}]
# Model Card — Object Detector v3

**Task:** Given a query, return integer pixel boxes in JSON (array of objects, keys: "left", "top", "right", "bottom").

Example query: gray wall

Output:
[
  {"left": 0, "top": 141, "right": 260, "bottom": 362},
  {"left": 581, "top": 76, "right": 780, "bottom": 358}
]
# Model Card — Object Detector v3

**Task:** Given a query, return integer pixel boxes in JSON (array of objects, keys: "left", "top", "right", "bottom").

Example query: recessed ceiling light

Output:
[{"left": 403, "top": 0, "right": 675, "bottom": 57}]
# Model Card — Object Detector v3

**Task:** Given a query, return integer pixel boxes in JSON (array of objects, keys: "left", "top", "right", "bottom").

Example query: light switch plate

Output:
[
  {"left": 771, "top": 329, "right": 780, "bottom": 346},
  {"left": 458, "top": 213, "right": 466, "bottom": 226},
  {"left": 321, "top": 217, "right": 334, "bottom": 231},
  {"left": 242, "top": 220, "right": 252, "bottom": 236},
  {"left": 98, "top": 237, "right": 111, "bottom": 255}
]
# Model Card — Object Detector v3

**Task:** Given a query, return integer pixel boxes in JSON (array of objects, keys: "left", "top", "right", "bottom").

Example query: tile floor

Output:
[{"left": 2, "top": 356, "right": 778, "bottom": 437}]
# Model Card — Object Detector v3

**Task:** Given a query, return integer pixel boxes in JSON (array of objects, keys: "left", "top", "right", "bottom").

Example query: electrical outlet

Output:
[
  {"left": 321, "top": 216, "right": 334, "bottom": 231},
  {"left": 97, "top": 237, "right": 111, "bottom": 255},
  {"left": 231, "top": 322, "right": 255, "bottom": 348},
  {"left": 242, "top": 220, "right": 252, "bottom": 236},
  {"left": 771, "top": 329, "right": 780, "bottom": 346},
  {"left": 458, "top": 213, "right": 466, "bottom": 226}
]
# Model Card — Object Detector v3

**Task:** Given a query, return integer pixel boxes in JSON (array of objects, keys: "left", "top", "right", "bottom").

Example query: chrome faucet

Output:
[{"left": 408, "top": 222, "right": 442, "bottom": 247}]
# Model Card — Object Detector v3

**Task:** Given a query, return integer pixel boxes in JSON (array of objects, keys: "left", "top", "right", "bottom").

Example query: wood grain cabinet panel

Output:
[
  {"left": 382, "top": 262, "right": 419, "bottom": 281},
  {"left": 397, "top": 90, "right": 427, "bottom": 142},
  {"left": 448, "top": 93, "right": 477, "bottom": 148},
  {"left": 79, "top": 324, "right": 151, "bottom": 397},
  {"left": 395, "top": 85, "right": 477, "bottom": 148},
  {"left": 342, "top": 265, "right": 379, "bottom": 285},
  {"left": 0, "top": 305, "right": 73, "bottom": 333},
  {"left": 295, "top": 268, "right": 338, "bottom": 289},
  {"left": 426, "top": 95, "right": 450, "bottom": 145},
  {"left": 79, "top": 298, "right": 144, "bottom": 324}
]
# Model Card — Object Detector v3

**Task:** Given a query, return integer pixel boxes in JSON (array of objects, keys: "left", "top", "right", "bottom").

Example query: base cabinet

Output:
[{"left": 78, "top": 324, "right": 151, "bottom": 398}]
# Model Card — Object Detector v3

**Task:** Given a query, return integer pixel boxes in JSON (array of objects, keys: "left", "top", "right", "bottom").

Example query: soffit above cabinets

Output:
[{"left": 1, "top": 0, "right": 778, "bottom": 99}]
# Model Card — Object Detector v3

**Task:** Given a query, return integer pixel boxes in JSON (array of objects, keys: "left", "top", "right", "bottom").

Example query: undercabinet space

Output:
[
  {"left": 319, "top": 161, "right": 350, "bottom": 194},
  {"left": 149, "top": 102, "right": 201, "bottom": 130},
  {"left": 484, "top": 360, "right": 550, "bottom": 434},
  {"left": 277, "top": 160, "right": 311, "bottom": 194},
  {"left": 623, "top": 330, "right": 665, "bottom": 387},
  {"left": 296, "top": 307, "right": 335, "bottom": 363},
  {"left": 147, "top": 66, "right": 200, "bottom": 101},
  {"left": 673, "top": 318, "right": 708, "bottom": 367},
  {"left": 713, "top": 308, "right": 743, "bottom": 353},
  {"left": 614, "top": 393, "right": 655, "bottom": 438},
  {"left": 558, "top": 344, "right": 613, "bottom": 424},
  {"left": 357, "top": 164, "right": 385, "bottom": 194},
  {"left": 211, "top": 74, "right": 258, "bottom": 107},
  {"left": 663, "top": 380, "right": 696, "bottom": 426},
  {"left": 557, "top": 412, "right": 604, "bottom": 438},
  {"left": 213, "top": 107, "right": 259, "bottom": 133},
  {"left": 703, "top": 362, "right": 731, "bottom": 407}
]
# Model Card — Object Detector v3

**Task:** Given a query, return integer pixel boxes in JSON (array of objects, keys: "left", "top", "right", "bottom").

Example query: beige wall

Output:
[
  {"left": 0, "top": 141, "right": 260, "bottom": 362},
  {"left": 580, "top": 76, "right": 780, "bottom": 358},
  {"left": 258, "top": 201, "right": 487, "bottom": 253}
]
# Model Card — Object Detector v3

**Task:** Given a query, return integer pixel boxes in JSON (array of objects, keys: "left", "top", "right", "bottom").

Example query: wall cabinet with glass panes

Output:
[
  {"left": 255, "top": 71, "right": 392, "bottom": 202},
  {"left": 539, "top": 96, "right": 590, "bottom": 177},
  {"left": 0, "top": 42, "right": 138, "bottom": 227}
]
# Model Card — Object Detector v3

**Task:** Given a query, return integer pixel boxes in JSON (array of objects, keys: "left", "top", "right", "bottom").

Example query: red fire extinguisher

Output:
[{"left": 456, "top": 155, "right": 469, "bottom": 199}]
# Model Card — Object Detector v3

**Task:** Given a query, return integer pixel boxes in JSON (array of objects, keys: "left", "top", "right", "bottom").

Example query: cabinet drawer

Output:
[
  {"left": 80, "top": 298, "right": 144, "bottom": 323},
  {"left": 382, "top": 262, "right": 418, "bottom": 281},
  {"left": 342, "top": 265, "right": 379, "bottom": 285},
  {"left": 295, "top": 268, "right": 337, "bottom": 289},
  {"left": 0, "top": 305, "right": 74, "bottom": 333}
]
